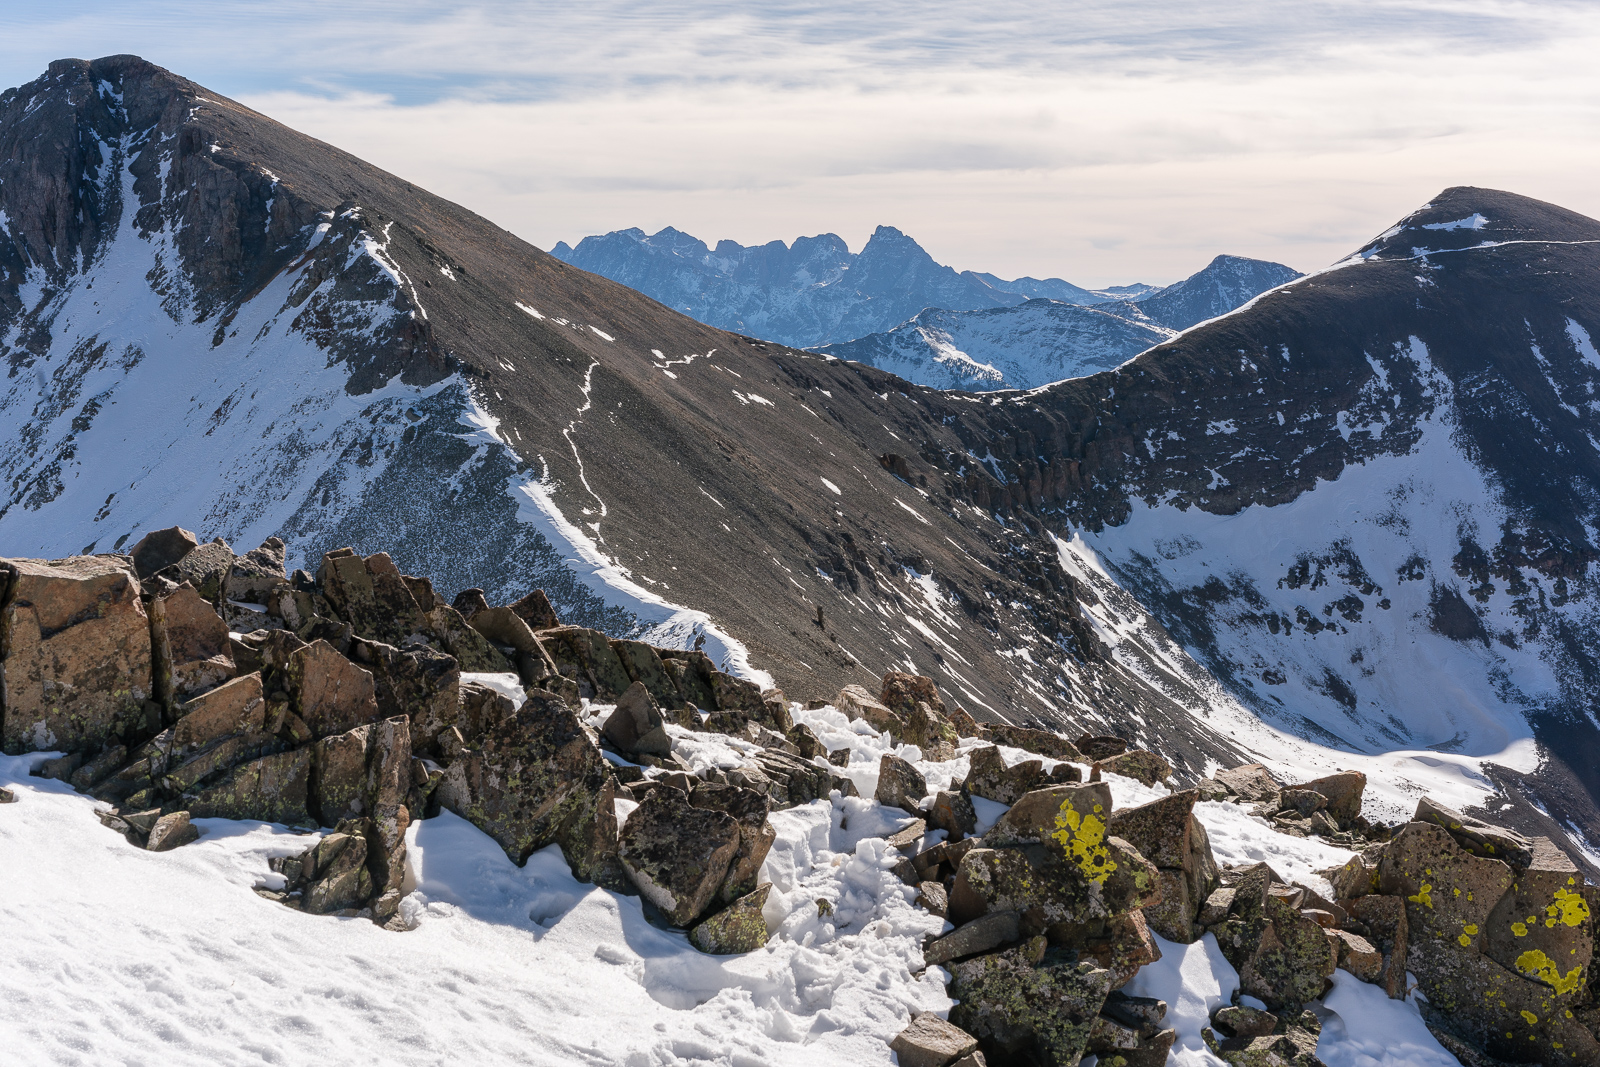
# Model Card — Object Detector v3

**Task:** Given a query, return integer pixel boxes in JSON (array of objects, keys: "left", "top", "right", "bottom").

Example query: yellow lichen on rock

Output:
[
  {"left": 1051, "top": 797, "right": 1115, "bottom": 885},
  {"left": 1515, "top": 948, "right": 1585, "bottom": 996},
  {"left": 1545, "top": 887, "right": 1589, "bottom": 928}
]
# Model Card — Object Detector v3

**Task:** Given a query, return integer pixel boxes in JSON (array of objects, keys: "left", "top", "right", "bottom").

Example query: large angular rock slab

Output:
[
  {"left": 1483, "top": 836, "right": 1592, "bottom": 994},
  {"left": 172, "top": 672, "right": 268, "bottom": 754},
  {"left": 149, "top": 581, "right": 233, "bottom": 703},
  {"left": 435, "top": 692, "right": 618, "bottom": 883},
  {"left": 603, "top": 681, "right": 673, "bottom": 759},
  {"left": 889, "top": 1013, "right": 979, "bottom": 1067},
  {"left": 876, "top": 753, "right": 928, "bottom": 814},
  {"left": 285, "top": 639, "right": 381, "bottom": 739},
  {"left": 984, "top": 724, "right": 1084, "bottom": 763},
  {"left": 1210, "top": 863, "right": 1335, "bottom": 1011},
  {"left": 130, "top": 526, "right": 198, "bottom": 579},
  {"left": 610, "top": 639, "right": 682, "bottom": 710},
  {"left": 1214, "top": 763, "right": 1281, "bottom": 803},
  {"left": 1299, "top": 770, "right": 1365, "bottom": 826},
  {"left": 618, "top": 785, "right": 741, "bottom": 926},
  {"left": 660, "top": 649, "right": 717, "bottom": 711},
  {"left": 949, "top": 839, "right": 1158, "bottom": 935},
  {"left": 423, "top": 603, "right": 514, "bottom": 673},
  {"left": 948, "top": 936, "right": 1114, "bottom": 1067},
  {"left": 1, "top": 555, "right": 153, "bottom": 753},
  {"left": 507, "top": 588, "right": 560, "bottom": 631},
  {"left": 355, "top": 639, "right": 459, "bottom": 741},
  {"left": 1413, "top": 795, "right": 1535, "bottom": 868},
  {"left": 836, "top": 683, "right": 902, "bottom": 734},
  {"left": 964, "top": 745, "right": 1045, "bottom": 805},
  {"left": 1378, "top": 821, "right": 1514, "bottom": 952},
  {"left": 464, "top": 607, "right": 559, "bottom": 688},
  {"left": 225, "top": 537, "right": 287, "bottom": 604}
]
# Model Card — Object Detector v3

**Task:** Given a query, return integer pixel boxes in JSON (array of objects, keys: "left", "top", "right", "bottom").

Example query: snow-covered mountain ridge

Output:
[
  {"left": 551, "top": 226, "right": 1299, "bottom": 352},
  {"left": 5, "top": 56, "right": 1600, "bottom": 888}
]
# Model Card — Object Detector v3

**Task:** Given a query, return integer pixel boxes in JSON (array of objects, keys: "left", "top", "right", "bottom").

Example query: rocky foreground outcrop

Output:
[{"left": 5, "top": 530, "right": 1598, "bottom": 1065}]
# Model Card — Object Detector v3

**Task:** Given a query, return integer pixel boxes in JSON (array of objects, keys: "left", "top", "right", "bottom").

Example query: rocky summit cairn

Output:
[{"left": 0, "top": 531, "right": 834, "bottom": 940}]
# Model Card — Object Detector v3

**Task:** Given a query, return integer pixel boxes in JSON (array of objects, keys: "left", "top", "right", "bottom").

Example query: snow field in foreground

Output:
[{"left": 1, "top": 704, "right": 1451, "bottom": 1066}]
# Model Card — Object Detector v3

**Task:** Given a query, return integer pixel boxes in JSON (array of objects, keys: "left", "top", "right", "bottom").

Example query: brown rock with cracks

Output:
[
  {"left": 964, "top": 745, "right": 1045, "bottom": 805},
  {"left": 603, "top": 681, "right": 673, "bottom": 759},
  {"left": 1330, "top": 929, "right": 1383, "bottom": 983},
  {"left": 925, "top": 910, "right": 1023, "bottom": 966},
  {"left": 465, "top": 607, "right": 559, "bottom": 687},
  {"left": 836, "top": 684, "right": 903, "bottom": 735},
  {"left": 317, "top": 549, "right": 429, "bottom": 647},
  {"left": 1337, "top": 893, "right": 1408, "bottom": 1000},
  {"left": 130, "top": 526, "right": 199, "bottom": 578},
  {"left": 423, "top": 603, "right": 513, "bottom": 673},
  {"left": 1214, "top": 763, "right": 1281, "bottom": 803},
  {"left": 984, "top": 724, "right": 1084, "bottom": 763},
  {"left": 1076, "top": 735, "right": 1129, "bottom": 761},
  {"left": 285, "top": 639, "right": 381, "bottom": 739},
  {"left": 540, "top": 625, "right": 633, "bottom": 701},
  {"left": 146, "top": 809, "right": 197, "bottom": 851},
  {"left": 187, "top": 747, "right": 313, "bottom": 826},
  {"left": 508, "top": 588, "right": 559, "bottom": 631},
  {"left": 1209, "top": 863, "right": 1336, "bottom": 1011},
  {"left": 1, "top": 554, "right": 153, "bottom": 754},
  {"left": 948, "top": 936, "right": 1114, "bottom": 1067},
  {"left": 689, "top": 781, "right": 775, "bottom": 903},
  {"left": 929, "top": 789, "right": 977, "bottom": 840},
  {"left": 1299, "top": 771, "right": 1365, "bottom": 826},
  {"left": 1412, "top": 795, "right": 1535, "bottom": 868},
  {"left": 1094, "top": 749, "right": 1172, "bottom": 787},
  {"left": 610, "top": 639, "right": 683, "bottom": 710}
]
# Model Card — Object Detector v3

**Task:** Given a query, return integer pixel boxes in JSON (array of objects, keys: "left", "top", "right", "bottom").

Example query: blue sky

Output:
[{"left": 3, "top": 1, "right": 1597, "bottom": 285}]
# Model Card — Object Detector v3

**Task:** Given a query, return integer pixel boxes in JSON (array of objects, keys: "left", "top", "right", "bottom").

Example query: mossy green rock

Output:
[
  {"left": 949, "top": 935, "right": 1114, "bottom": 1066},
  {"left": 689, "top": 884, "right": 772, "bottom": 954}
]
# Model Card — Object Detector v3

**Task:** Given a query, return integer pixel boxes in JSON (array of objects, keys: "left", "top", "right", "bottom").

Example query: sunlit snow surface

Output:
[{"left": 2, "top": 706, "right": 1451, "bottom": 1066}]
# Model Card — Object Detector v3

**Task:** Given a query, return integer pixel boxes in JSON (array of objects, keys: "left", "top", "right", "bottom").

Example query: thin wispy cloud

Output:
[{"left": 4, "top": 1, "right": 1598, "bottom": 284}]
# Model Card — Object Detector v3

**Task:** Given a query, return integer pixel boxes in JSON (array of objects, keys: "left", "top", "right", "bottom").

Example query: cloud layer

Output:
[{"left": 5, "top": 1, "right": 1599, "bottom": 285}]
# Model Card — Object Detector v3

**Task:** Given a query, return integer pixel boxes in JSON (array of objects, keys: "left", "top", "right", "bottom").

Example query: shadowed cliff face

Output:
[{"left": 6, "top": 56, "right": 1600, "bottom": 865}]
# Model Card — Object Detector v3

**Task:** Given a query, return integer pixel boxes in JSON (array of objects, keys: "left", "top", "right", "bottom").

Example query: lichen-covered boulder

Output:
[
  {"left": 948, "top": 936, "right": 1115, "bottom": 1067},
  {"left": 1083, "top": 909, "right": 1161, "bottom": 989},
  {"left": 149, "top": 581, "right": 233, "bottom": 703},
  {"left": 964, "top": 745, "right": 1046, "bottom": 805},
  {"left": 689, "top": 883, "right": 772, "bottom": 954},
  {"left": 1203, "top": 1006, "right": 1326, "bottom": 1067},
  {"left": 1108, "top": 789, "right": 1218, "bottom": 943},
  {"left": 1210, "top": 864, "right": 1335, "bottom": 1011},
  {"left": 1413, "top": 795, "right": 1534, "bottom": 868},
  {"left": 881, "top": 671, "right": 945, "bottom": 719},
  {"left": 1377, "top": 821, "right": 1514, "bottom": 952},
  {"left": 423, "top": 603, "right": 514, "bottom": 673},
  {"left": 925, "top": 911, "right": 1024, "bottom": 967},
  {"left": 949, "top": 839, "right": 1158, "bottom": 936},
  {"left": 660, "top": 649, "right": 717, "bottom": 712},
  {"left": 285, "top": 639, "right": 381, "bottom": 739},
  {"left": 1, "top": 555, "right": 153, "bottom": 753},
  {"left": 317, "top": 549, "right": 429, "bottom": 647},
  {"left": 355, "top": 641, "right": 459, "bottom": 742},
  {"left": 224, "top": 537, "right": 287, "bottom": 604},
  {"left": 689, "top": 781, "right": 774, "bottom": 903},
  {"left": 986, "top": 782, "right": 1114, "bottom": 850},
  {"left": 539, "top": 625, "right": 632, "bottom": 701},
  {"left": 876, "top": 753, "right": 928, "bottom": 815},
  {"left": 435, "top": 693, "right": 618, "bottom": 884},
  {"left": 749, "top": 749, "right": 833, "bottom": 809},
  {"left": 1483, "top": 837, "right": 1592, "bottom": 994},
  {"left": 186, "top": 747, "right": 313, "bottom": 826},
  {"left": 619, "top": 785, "right": 742, "bottom": 926},
  {"left": 984, "top": 724, "right": 1083, "bottom": 763},
  {"left": 172, "top": 672, "right": 268, "bottom": 753}
]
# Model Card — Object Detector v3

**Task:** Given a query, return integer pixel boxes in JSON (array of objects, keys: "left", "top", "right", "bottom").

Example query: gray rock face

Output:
[
  {"left": 145, "top": 809, "right": 197, "bottom": 851},
  {"left": 618, "top": 785, "right": 742, "bottom": 926}
]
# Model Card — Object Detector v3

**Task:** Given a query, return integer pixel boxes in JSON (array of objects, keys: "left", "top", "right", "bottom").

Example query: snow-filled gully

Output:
[{"left": 1, "top": 705, "right": 1452, "bottom": 1066}]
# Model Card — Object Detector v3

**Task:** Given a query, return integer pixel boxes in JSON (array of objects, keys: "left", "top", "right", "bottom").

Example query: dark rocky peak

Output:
[
  {"left": 1357, "top": 185, "right": 1600, "bottom": 261},
  {"left": 1133, "top": 254, "right": 1302, "bottom": 331}
]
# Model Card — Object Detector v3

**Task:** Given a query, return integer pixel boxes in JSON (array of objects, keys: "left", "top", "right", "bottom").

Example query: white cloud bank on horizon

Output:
[{"left": 4, "top": 0, "right": 1600, "bottom": 285}]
